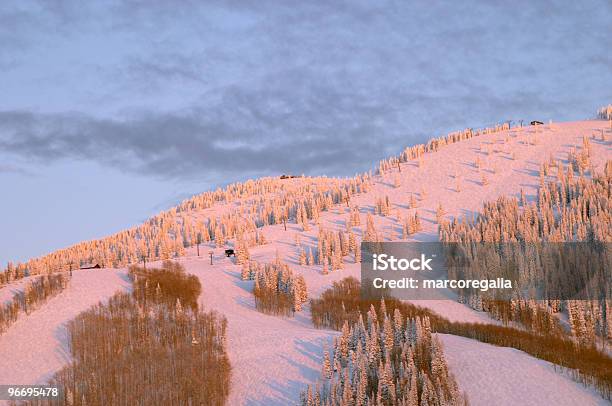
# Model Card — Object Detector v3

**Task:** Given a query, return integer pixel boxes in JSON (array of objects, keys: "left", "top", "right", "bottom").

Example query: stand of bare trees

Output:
[
  {"left": 23, "top": 262, "right": 230, "bottom": 406},
  {"left": 0, "top": 273, "right": 70, "bottom": 334},
  {"left": 129, "top": 261, "right": 201, "bottom": 310}
]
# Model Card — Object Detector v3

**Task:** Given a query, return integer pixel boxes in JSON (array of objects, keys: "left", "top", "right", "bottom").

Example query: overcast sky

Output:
[{"left": 1, "top": 0, "right": 611, "bottom": 266}]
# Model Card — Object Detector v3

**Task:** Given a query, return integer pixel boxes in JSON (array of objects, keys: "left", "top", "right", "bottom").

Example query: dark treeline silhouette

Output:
[
  {"left": 0, "top": 273, "right": 69, "bottom": 335},
  {"left": 311, "top": 277, "right": 612, "bottom": 401},
  {"left": 22, "top": 262, "right": 230, "bottom": 406}
]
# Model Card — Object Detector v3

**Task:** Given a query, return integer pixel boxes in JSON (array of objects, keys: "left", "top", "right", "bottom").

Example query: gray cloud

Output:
[
  {"left": 0, "top": 85, "right": 561, "bottom": 184},
  {"left": 0, "top": 84, "right": 399, "bottom": 181},
  {"left": 0, "top": 0, "right": 610, "bottom": 184}
]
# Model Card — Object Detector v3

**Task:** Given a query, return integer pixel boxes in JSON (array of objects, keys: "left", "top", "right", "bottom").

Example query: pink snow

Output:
[
  {"left": 438, "top": 333, "right": 608, "bottom": 406},
  {"left": 0, "top": 120, "right": 610, "bottom": 405},
  {"left": 0, "top": 276, "right": 36, "bottom": 305},
  {"left": 0, "top": 269, "right": 129, "bottom": 393}
]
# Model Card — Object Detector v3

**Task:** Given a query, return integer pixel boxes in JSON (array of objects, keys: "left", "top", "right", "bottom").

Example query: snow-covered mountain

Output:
[{"left": 1, "top": 119, "right": 610, "bottom": 406}]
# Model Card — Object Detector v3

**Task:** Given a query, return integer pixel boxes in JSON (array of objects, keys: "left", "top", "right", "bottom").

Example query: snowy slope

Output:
[
  {"left": 0, "top": 270, "right": 128, "bottom": 389},
  {"left": 179, "top": 255, "right": 341, "bottom": 405},
  {"left": 0, "top": 275, "right": 35, "bottom": 305},
  {"left": 0, "top": 120, "right": 609, "bottom": 405},
  {"left": 438, "top": 334, "right": 608, "bottom": 406}
]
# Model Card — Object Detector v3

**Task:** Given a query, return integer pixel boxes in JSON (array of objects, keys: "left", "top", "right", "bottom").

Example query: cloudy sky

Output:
[{"left": 0, "top": 1, "right": 610, "bottom": 265}]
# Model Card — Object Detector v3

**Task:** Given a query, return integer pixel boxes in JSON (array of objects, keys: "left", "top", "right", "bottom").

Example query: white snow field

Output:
[
  {"left": 0, "top": 275, "right": 35, "bottom": 305},
  {"left": 0, "top": 270, "right": 129, "bottom": 386},
  {"left": 0, "top": 120, "right": 610, "bottom": 405},
  {"left": 438, "top": 334, "right": 608, "bottom": 406}
]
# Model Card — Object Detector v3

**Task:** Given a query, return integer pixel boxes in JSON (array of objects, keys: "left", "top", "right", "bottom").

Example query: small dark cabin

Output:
[
  {"left": 225, "top": 249, "right": 235, "bottom": 257},
  {"left": 80, "top": 263, "right": 101, "bottom": 270},
  {"left": 280, "top": 174, "right": 300, "bottom": 179},
  {"left": 531, "top": 120, "right": 544, "bottom": 126}
]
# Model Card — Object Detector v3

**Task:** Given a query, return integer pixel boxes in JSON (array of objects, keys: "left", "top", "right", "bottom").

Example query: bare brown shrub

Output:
[
  {"left": 25, "top": 262, "right": 230, "bottom": 406},
  {"left": 129, "top": 261, "right": 201, "bottom": 310}
]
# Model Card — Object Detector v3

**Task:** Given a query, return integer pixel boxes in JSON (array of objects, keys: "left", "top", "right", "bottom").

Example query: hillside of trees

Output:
[
  {"left": 1, "top": 120, "right": 520, "bottom": 285},
  {"left": 2, "top": 176, "right": 370, "bottom": 280},
  {"left": 311, "top": 278, "right": 612, "bottom": 401},
  {"left": 2, "top": 111, "right": 608, "bottom": 284},
  {"left": 2, "top": 112, "right": 610, "bottom": 404},
  {"left": 439, "top": 161, "right": 611, "bottom": 345},
  {"left": 304, "top": 295, "right": 468, "bottom": 405}
]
